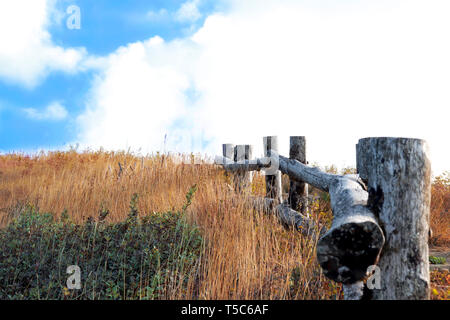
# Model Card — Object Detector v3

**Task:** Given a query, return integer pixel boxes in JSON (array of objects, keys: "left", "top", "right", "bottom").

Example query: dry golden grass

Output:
[
  {"left": 0, "top": 151, "right": 341, "bottom": 299},
  {"left": 0, "top": 151, "right": 218, "bottom": 225},
  {"left": 430, "top": 172, "right": 450, "bottom": 247},
  {"left": 0, "top": 151, "right": 447, "bottom": 299}
]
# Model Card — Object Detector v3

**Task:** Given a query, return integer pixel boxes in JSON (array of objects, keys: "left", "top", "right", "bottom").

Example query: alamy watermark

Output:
[
  {"left": 64, "top": 264, "right": 381, "bottom": 292},
  {"left": 66, "top": 265, "right": 81, "bottom": 289},
  {"left": 66, "top": 5, "right": 81, "bottom": 30},
  {"left": 366, "top": 265, "right": 381, "bottom": 290},
  {"left": 214, "top": 149, "right": 280, "bottom": 176}
]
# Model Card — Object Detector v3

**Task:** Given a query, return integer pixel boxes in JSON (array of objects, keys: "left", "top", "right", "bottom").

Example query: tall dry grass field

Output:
[
  {"left": 0, "top": 151, "right": 448, "bottom": 299},
  {"left": 0, "top": 151, "right": 339, "bottom": 299}
]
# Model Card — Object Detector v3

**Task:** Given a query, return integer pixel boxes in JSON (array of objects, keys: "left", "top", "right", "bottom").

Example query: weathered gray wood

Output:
[
  {"left": 279, "top": 155, "right": 384, "bottom": 296},
  {"left": 235, "top": 145, "right": 246, "bottom": 191},
  {"left": 278, "top": 155, "right": 334, "bottom": 192},
  {"left": 315, "top": 173, "right": 385, "bottom": 284},
  {"left": 242, "top": 196, "right": 323, "bottom": 238},
  {"left": 219, "top": 152, "right": 384, "bottom": 285},
  {"left": 275, "top": 203, "right": 324, "bottom": 238},
  {"left": 235, "top": 145, "right": 245, "bottom": 162},
  {"left": 289, "top": 136, "right": 308, "bottom": 215},
  {"left": 220, "top": 158, "right": 271, "bottom": 172},
  {"left": 222, "top": 144, "right": 235, "bottom": 164},
  {"left": 263, "top": 136, "right": 282, "bottom": 203},
  {"left": 220, "top": 152, "right": 336, "bottom": 192},
  {"left": 343, "top": 281, "right": 364, "bottom": 300},
  {"left": 245, "top": 145, "right": 254, "bottom": 184},
  {"left": 357, "top": 137, "right": 431, "bottom": 300},
  {"left": 234, "top": 145, "right": 253, "bottom": 191},
  {"left": 221, "top": 143, "right": 236, "bottom": 186}
]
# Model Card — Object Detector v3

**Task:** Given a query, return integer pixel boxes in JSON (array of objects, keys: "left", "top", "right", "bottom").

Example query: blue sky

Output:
[
  {"left": 0, "top": 0, "right": 218, "bottom": 151},
  {"left": 0, "top": 0, "right": 449, "bottom": 174},
  {"left": 49, "top": 0, "right": 221, "bottom": 55}
]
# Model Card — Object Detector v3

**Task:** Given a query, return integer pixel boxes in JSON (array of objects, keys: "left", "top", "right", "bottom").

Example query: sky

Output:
[{"left": 0, "top": 0, "right": 448, "bottom": 175}]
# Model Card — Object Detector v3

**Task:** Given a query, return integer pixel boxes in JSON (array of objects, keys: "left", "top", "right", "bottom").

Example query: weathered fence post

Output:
[
  {"left": 222, "top": 144, "right": 235, "bottom": 163},
  {"left": 235, "top": 145, "right": 253, "bottom": 191},
  {"left": 357, "top": 137, "right": 431, "bottom": 300},
  {"left": 263, "top": 136, "right": 282, "bottom": 203},
  {"left": 289, "top": 136, "right": 308, "bottom": 215},
  {"left": 245, "top": 144, "right": 254, "bottom": 185},
  {"left": 222, "top": 143, "right": 235, "bottom": 188},
  {"left": 235, "top": 144, "right": 245, "bottom": 190}
]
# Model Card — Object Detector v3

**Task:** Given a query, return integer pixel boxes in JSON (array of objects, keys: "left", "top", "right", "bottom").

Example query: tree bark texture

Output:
[
  {"left": 289, "top": 136, "right": 308, "bottom": 215},
  {"left": 357, "top": 137, "right": 431, "bottom": 300},
  {"left": 221, "top": 153, "right": 384, "bottom": 284},
  {"left": 263, "top": 136, "right": 282, "bottom": 203}
]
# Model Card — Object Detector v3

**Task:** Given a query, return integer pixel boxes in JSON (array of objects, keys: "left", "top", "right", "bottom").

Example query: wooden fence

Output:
[{"left": 216, "top": 136, "right": 431, "bottom": 300}]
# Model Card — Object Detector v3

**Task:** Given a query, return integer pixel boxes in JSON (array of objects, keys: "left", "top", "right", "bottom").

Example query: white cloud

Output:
[
  {"left": 145, "top": 1, "right": 202, "bottom": 24},
  {"left": 146, "top": 8, "right": 169, "bottom": 21},
  {"left": 77, "top": 0, "right": 450, "bottom": 174},
  {"left": 0, "top": 0, "right": 86, "bottom": 88},
  {"left": 24, "top": 101, "right": 68, "bottom": 121},
  {"left": 175, "top": 0, "right": 202, "bottom": 23},
  {"left": 76, "top": 36, "right": 200, "bottom": 153}
]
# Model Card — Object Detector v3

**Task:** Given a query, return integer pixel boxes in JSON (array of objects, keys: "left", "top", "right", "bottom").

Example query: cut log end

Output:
[{"left": 317, "top": 220, "right": 384, "bottom": 284}]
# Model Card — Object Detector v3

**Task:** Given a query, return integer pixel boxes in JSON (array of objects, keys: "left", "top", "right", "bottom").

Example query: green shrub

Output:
[
  {"left": 0, "top": 188, "right": 202, "bottom": 300},
  {"left": 429, "top": 256, "right": 446, "bottom": 265}
]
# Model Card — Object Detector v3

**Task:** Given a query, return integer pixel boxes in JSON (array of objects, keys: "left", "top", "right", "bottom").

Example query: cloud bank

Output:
[
  {"left": 146, "top": 0, "right": 203, "bottom": 24},
  {"left": 0, "top": 0, "right": 86, "bottom": 88},
  {"left": 0, "top": 0, "right": 447, "bottom": 173},
  {"left": 23, "top": 101, "right": 68, "bottom": 121},
  {"left": 175, "top": 0, "right": 203, "bottom": 23},
  {"left": 76, "top": 0, "right": 450, "bottom": 174}
]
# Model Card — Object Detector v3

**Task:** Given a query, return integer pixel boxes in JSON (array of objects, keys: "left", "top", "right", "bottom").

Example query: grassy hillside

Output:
[{"left": 0, "top": 151, "right": 448, "bottom": 299}]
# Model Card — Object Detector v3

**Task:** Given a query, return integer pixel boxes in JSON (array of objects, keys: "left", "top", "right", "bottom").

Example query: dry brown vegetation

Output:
[
  {"left": 0, "top": 151, "right": 339, "bottom": 299},
  {"left": 0, "top": 150, "right": 447, "bottom": 299},
  {"left": 429, "top": 172, "right": 450, "bottom": 247}
]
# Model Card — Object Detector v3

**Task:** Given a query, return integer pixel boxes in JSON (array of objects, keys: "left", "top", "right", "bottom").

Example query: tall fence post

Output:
[
  {"left": 289, "top": 136, "right": 308, "bottom": 215},
  {"left": 222, "top": 144, "right": 235, "bottom": 163},
  {"left": 235, "top": 145, "right": 245, "bottom": 161},
  {"left": 235, "top": 145, "right": 253, "bottom": 191},
  {"left": 263, "top": 136, "right": 282, "bottom": 203},
  {"left": 357, "top": 137, "right": 431, "bottom": 300},
  {"left": 245, "top": 144, "right": 254, "bottom": 185},
  {"left": 222, "top": 143, "right": 235, "bottom": 188}
]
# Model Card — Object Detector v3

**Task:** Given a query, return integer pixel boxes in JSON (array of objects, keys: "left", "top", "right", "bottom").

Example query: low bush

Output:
[
  {"left": 429, "top": 256, "right": 446, "bottom": 265},
  {"left": 0, "top": 188, "right": 203, "bottom": 300}
]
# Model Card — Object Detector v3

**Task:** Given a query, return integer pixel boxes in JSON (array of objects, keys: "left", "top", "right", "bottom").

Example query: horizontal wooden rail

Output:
[
  {"left": 217, "top": 151, "right": 385, "bottom": 285},
  {"left": 216, "top": 135, "right": 431, "bottom": 300}
]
